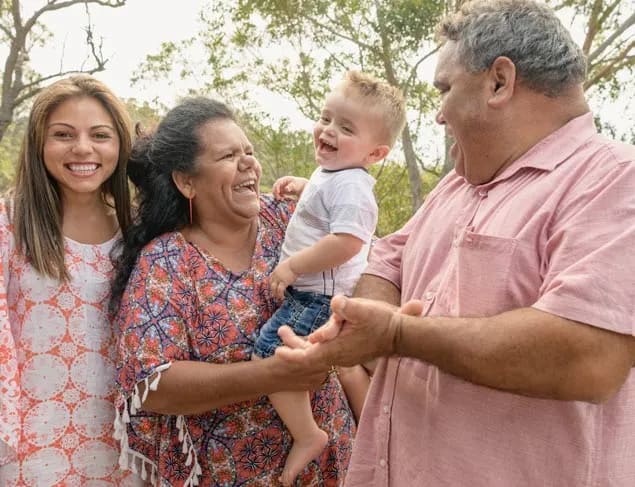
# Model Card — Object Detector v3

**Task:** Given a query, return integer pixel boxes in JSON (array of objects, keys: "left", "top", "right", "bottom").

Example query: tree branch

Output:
[
  {"left": 597, "top": 0, "right": 621, "bottom": 27},
  {"left": 582, "top": 0, "right": 603, "bottom": 55},
  {"left": 404, "top": 45, "right": 439, "bottom": 97},
  {"left": 0, "top": 21, "right": 14, "bottom": 39},
  {"left": 305, "top": 13, "right": 377, "bottom": 53},
  {"left": 585, "top": 39, "right": 635, "bottom": 89},
  {"left": 25, "top": 0, "right": 125, "bottom": 35},
  {"left": 588, "top": 11, "right": 635, "bottom": 63}
]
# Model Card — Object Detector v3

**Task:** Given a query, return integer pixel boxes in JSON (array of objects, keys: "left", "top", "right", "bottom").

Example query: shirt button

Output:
[
  {"left": 379, "top": 459, "right": 387, "bottom": 468},
  {"left": 478, "top": 189, "right": 488, "bottom": 197},
  {"left": 383, "top": 405, "right": 390, "bottom": 414},
  {"left": 425, "top": 291, "right": 434, "bottom": 301}
]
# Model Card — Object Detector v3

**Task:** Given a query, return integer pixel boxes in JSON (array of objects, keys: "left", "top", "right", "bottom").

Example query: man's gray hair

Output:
[{"left": 436, "top": 0, "right": 587, "bottom": 96}]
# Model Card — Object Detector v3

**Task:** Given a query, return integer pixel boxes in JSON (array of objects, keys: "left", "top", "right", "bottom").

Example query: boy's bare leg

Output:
[
  {"left": 251, "top": 355, "right": 327, "bottom": 486},
  {"left": 337, "top": 365, "right": 370, "bottom": 423},
  {"left": 268, "top": 390, "right": 328, "bottom": 486}
]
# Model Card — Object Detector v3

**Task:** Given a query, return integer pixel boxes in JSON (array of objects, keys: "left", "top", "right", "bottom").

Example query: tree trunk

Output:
[
  {"left": 441, "top": 130, "right": 454, "bottom": 176},
  {"left": 401, "top": 122, "right": 423, "bottom": 212},
  {"left": 0, "top": 118, "right": 11, "bottom": 143}
]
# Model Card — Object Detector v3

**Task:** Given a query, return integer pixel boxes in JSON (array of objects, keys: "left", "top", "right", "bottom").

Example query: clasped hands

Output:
[{"left": 275, "top": 295, "right": 424, "bottom": 380}]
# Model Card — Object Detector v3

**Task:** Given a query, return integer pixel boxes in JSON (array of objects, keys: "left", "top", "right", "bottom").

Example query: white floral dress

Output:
[{"left": 0, "top": 201, "right": 142, "bottom": 486}]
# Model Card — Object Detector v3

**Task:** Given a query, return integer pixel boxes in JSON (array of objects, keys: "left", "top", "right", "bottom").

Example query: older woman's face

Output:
[{"left": 191, "top": 119, "right": 262, "bottom": 225}]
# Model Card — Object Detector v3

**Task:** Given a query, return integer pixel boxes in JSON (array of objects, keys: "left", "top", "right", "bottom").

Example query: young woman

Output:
[{"left": 0, "top": 75, "right": 142, "bottom": 486}]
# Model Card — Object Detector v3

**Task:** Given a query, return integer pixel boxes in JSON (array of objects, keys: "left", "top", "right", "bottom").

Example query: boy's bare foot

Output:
[{"left": 280, "top": 429, "right": 329, "bottom": 486}]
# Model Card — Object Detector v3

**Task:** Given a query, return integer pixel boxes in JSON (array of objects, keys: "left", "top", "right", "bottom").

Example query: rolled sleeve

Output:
[
  {"left": 533, "top": 159, "right": 635, "bottom": 336},
  {"left": 116, "top": 236, "right": 195, "bottom": 395}
]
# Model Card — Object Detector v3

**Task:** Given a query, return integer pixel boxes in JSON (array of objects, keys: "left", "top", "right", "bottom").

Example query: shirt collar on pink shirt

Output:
[{"left": 480, "top": 112, "right": 596, "bottom": 189}]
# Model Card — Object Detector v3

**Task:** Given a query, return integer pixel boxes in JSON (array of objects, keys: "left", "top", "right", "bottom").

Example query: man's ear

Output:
[
  {"left": 368, "top": 145, "right": 390, "bottom": 164},
  {"left": 172, "top": 170, "right": 195, "bottom": 199},
  {"left": 488, "top": 56, "right": 516, "bottom": 108}
]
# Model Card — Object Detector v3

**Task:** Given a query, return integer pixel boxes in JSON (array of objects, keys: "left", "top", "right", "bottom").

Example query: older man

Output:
[{"left": 278, "top": 0, "right": 635, "bottom": 485}]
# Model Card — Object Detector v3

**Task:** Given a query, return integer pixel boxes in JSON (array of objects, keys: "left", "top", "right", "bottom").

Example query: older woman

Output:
[
  {"left": 0, "top": 76, "right": 141, "bottom": 485},
  {"left": 110, "top": 98, "right": 354, "bottom": 486}
]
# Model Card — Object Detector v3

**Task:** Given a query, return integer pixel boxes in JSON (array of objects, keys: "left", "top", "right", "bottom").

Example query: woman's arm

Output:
[{"left": 141, "top": 353, "right": 328, "bottom": 415}]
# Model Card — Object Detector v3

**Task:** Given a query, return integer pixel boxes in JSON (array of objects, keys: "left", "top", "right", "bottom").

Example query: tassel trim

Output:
[{"left": 113, "top": 362, "right": 203, "bottom": 486}]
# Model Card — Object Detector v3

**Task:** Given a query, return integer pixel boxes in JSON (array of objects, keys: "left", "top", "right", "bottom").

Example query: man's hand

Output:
[
  {"left": 272, "top": 176, "right": 309, "bottom": 199},
  {"left": 276, "top": 295, "right": 423, "bottom": 368},
  {"left": 308, "top": 297, "right": 424, "bottom": 344},
  {"left": 270, "top": 259, "right": 298, "bottom": 300}
]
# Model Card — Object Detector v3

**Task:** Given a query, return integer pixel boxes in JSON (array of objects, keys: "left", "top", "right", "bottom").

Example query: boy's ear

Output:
[
  {"left": 368, "top": 145, "right": 390, "bottom": 164},
  {"left": 172, "top": 170, "right": 196, "bottom": 199}
]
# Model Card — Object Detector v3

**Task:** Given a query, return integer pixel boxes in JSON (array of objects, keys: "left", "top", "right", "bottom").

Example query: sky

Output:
[
  {"left": 25, "top": 0, "right": 206, "bottom": 100},
  {"left": 18, "top": 0, "right": 314, "bottom": 129},
  {"left": 9, "top": 0, "right": 635, "bottom": 140}
]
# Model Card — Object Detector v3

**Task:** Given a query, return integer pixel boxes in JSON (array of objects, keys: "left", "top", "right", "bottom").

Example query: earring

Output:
[{"left": 189, "top": 196, "right": 194, "bottom": 225}]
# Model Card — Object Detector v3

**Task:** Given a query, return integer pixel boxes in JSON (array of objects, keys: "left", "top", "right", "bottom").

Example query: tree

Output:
[
  {"left": 0, "top": 113, "right": 24, "bottom": 192},
  {"left": 134, "top": 0, "right": 635, "bottom": 219},
  {"left": 233, "top": 0, "right": 446, "bottom": 212},
  {"left": 133, "top": 1, "right": 446, "bottom": 212},
  {"left": 567, "top": 0, "right": 635, "bottom": 93},
  {"left": 0, "top": 0, "right": 126, "bottom": 143}
]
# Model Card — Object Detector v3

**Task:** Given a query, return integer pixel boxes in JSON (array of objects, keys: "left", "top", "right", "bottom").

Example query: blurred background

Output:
[{"left": 1, "top": 0, "right": 634, "bottom": 234}]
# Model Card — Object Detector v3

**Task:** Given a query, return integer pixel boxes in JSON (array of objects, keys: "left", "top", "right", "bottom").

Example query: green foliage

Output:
[
  {"left": 0, "top": 118, "right": 25, "bottom": 192},
  {"left": 132, "top": 0, "right": 634, "bottom": 220},
  {"left": 124, "top": 98, "right": 165, "bottom": 132},
  {"left": 371, "top": 161, "right": 440, "bottom": 236},
  {"left": 238, "top": 112, "right": 315, "bottom": 191}
]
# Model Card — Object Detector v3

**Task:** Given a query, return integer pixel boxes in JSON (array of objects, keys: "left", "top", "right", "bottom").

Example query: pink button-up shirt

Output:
[{"left": 349, "top": 113, "right": 635, "bottom": 486}]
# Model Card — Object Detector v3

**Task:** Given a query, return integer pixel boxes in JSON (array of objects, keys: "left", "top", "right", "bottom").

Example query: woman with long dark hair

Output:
[{"left": 111, "top": 97, "right": 354, "bottom": 486}]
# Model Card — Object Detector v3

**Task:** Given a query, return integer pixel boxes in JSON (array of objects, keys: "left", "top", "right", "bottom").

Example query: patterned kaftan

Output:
[
  {"left": 115, "top": 195, "right": 355, "bottom": 487},
  {"left": 0, "top": 200, "right": 142, "bottom": 486}
]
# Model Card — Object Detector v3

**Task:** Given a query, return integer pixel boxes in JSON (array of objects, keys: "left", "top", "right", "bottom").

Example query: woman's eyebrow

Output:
[{"left": 46, "top": 122, "right": 115, "bottom": 130}]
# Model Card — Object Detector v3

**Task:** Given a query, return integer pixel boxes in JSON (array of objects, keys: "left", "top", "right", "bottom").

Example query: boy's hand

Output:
[
  {"left": 270, "top": 259, "right": 298, "bottom": 300},
  {"left": 273, "top": 176, "right": 309, "bottom": 199},
  {"left": 308, "top": 314, "right": 342, "bottom": 343}
]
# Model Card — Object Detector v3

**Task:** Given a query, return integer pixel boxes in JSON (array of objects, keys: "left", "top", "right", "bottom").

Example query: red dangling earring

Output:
[{"left": 189, "top": 196, "right": 194, "bottom": 225}]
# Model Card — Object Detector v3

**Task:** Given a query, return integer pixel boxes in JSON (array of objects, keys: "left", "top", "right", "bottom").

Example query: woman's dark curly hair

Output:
[{"left": 110, "top": 97, "right": 235, "bottom": 313}]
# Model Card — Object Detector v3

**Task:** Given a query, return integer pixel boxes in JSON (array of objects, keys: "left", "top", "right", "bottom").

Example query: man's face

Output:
[{"left": 433, "top": 41, "right": 494, "bottom": 184}]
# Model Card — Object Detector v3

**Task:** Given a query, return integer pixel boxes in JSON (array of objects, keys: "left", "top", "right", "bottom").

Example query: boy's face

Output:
[{"left": 313, "top": 88, "right": 387, "bottom": 171}]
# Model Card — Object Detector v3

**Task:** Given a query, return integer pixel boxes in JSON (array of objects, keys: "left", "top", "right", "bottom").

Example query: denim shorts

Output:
[{"left": 253, "top": 287, "right": 332, "bottom": 358}]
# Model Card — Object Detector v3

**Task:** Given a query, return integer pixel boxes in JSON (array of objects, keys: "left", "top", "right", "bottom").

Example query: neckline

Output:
[
  {"left": 179, "top": 222, "right": 262, "bottom": 277},
  {"left": 64, "top": 230, "right": 120, "bottom": 248},
  {"left": 321, "top": 167, "right": 368, "bottom": 173}
]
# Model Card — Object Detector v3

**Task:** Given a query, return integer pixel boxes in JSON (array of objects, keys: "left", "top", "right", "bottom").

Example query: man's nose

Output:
[{"left": 435, "top": 109, "right": 446, "bottom": 126}]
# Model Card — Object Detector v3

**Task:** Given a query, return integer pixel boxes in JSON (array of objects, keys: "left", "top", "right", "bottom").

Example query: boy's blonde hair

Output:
[{"left": 338, "top": 70, "right": 406, "bottom": 147}]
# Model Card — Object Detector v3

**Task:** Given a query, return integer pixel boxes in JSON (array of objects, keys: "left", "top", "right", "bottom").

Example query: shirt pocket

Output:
[{"left": 447, "top": 230, "right": 519, "bottom": 317}]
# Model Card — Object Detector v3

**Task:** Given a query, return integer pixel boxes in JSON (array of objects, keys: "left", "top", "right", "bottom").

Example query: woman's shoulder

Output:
[
  {"left": 259, "top": 193, "right": 296, "bottom": 231},
  {"left": 0, "top": 196, "right": 15, "bottom": 250},
  {"left": 0, "top": 196, "right": 13, "bottom": 227},
  {"left": 138, "top": 231, "right": 188, "bottom": 260}
]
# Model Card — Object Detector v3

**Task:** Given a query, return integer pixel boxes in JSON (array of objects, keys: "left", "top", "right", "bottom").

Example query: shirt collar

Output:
[{"left": 481, "top": 112, "right": 597, "bottom": 188}]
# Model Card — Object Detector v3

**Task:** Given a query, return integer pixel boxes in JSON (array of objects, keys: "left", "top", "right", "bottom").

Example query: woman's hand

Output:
[{"left": 268, "top": 332, "right": 330, "bottom": 391}]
